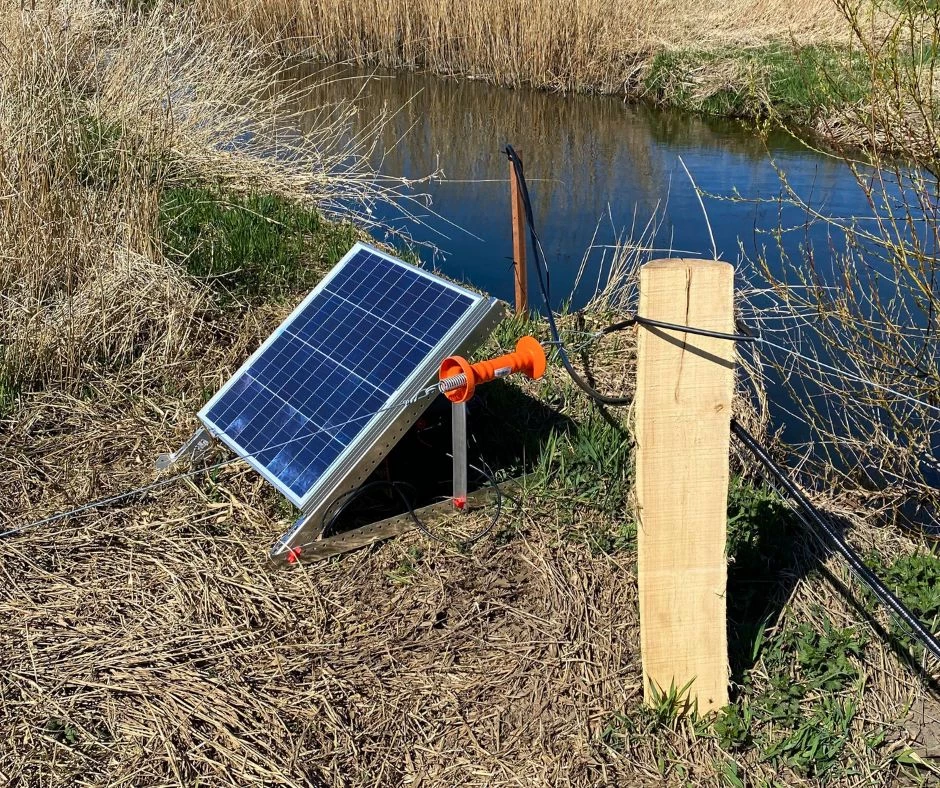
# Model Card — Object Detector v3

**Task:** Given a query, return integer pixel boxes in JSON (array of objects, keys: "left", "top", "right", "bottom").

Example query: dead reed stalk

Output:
[{"left": 196, "top": 0, "right": 853, "bottom": 94}]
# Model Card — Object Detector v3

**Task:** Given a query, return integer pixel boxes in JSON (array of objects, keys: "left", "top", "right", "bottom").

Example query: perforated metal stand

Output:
[{"left": 451, "top": 401, "right": 468, "bottom": 510}]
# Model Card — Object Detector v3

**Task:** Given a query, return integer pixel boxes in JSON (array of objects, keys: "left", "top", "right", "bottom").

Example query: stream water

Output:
[
  {"left": 287, "top": 65, "right": 873, "bottom": 310},
  {"left": 282, "top": 66, "right": 940, "bottom": 490}
]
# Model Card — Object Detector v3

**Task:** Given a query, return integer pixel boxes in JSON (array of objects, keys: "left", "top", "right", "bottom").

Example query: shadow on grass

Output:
[
  {"left": 322, "top": 379, "right": 575, "bottom": 536},
  {"left": 725, "top": 478, "right": 807, "bottom": 685}
]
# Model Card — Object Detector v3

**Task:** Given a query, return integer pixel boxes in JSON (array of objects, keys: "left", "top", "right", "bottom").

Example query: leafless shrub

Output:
[{"left": 749, "top": 0, "right": 940, "bottom": 524}]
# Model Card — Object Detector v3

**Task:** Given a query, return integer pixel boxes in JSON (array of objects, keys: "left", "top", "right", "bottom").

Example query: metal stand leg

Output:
[
  {"left": 155, "top": 426, "right": 212, "bottom": 471},
  {"left": 452, "top": 401, "right": 468, "bottom": 510}
]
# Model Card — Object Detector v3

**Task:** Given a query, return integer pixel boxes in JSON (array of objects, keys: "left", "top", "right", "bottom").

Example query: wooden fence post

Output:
[
  {"left": 509, "top": 152, "right": 528, "bottom": 317},
  {"left": 634, "top": 258, "right": 735, "bottom": 714}
]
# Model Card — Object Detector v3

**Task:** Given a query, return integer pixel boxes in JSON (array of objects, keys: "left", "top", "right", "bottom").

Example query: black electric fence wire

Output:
[
  {"left": 505, "top": 143, "right": 940, "bottom": 662},
  {"left": 732, "top": 420, "right": 940, "bottom": 662},
  {"left": 506, "top": 145, "right": 632, "bottom": 406},
  {"left": 319, "top": 480, "right": 420, "bottom": 540},
  {"left": 0, "top": 384, "right": 438, "bottom": 540}
]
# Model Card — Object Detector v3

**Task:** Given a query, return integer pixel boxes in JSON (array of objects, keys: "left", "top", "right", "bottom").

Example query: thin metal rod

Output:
[
  {"left": 452, "top": 401, "right": 468, "bottom": 509},
  {"left": 509, "top": 150, "right": 528, "bottom": 317}
]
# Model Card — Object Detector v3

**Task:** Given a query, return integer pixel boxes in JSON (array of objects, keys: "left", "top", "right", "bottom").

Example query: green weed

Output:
[
  {"left": 753, "top": 617, "right": 866, "bottom": 778},
  {"left": 869, "top": 548, "right": 940, "bottom": 658},
  {"left": 540, "top": 413, "right": 632, "bottom": 511},
  {"left": 72, "top": 115, "right": 127, "bottom": 190},
  {"left": 713, "top": 703, "right": 753, "bottom": 751},
  {"left": 160, "top": 187, "right": 360, "bottom": 303},
  {"left": 726, "top": 476, "right": 799, "bottom": 676},
  {"left": 716, "top": 757, "right": 746, "bottom": 788},
  {"left": 0, "top": 361, "right": 18, "bottom": 418},
  {"left": 644, "top": 44, "right": 870, "bottom": 123},
  {"left": 386, "top": 546, "right": 424, "bottom": 585},
  {"left": 533, "top": 411, "right": 634, "bottom": 552},
  {"left": 600, "top": 681, "right": 696, "bottom": 782},
  {"left": 648, "top": 677, "right": 698, "bottom": 724},
  {"left": 43, "top": 717, "right": 80, "bottom": 745}
]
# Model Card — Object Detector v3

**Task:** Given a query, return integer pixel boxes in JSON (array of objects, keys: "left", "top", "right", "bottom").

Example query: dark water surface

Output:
[{"left": 286, "top": 65, "right": 871, "bottom": 310}]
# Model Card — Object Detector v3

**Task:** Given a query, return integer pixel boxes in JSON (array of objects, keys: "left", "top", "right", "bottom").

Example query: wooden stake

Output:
[
  {"left": 509, "top": 153, "right": 528, "bottom": 316},
  {"left": 634, "top": 258, "right": 734, "bottom": 714}
]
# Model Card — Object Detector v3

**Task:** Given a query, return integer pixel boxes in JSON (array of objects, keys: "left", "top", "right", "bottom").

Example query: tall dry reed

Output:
[
  {"left": 199, "top": 0, "right": 852, "bottom": 95},
  {"left": 0, "top": 0, "right": 410, "bottom": 400}
]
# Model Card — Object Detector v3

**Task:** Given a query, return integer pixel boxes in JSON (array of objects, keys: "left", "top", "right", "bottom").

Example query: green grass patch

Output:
[
  {"left": 160, "top": 187, "right": 361, "bottom": 303},
  {"left": 602, "top": 610, "right": 875, "bottom": 782},
  {"left": 534, "top": 412, "right": 632, "bottom": 514},
  {"left": 726, "top": 477, "right": 801, "bottom": 677},
  {"left": 72, "top": 115, "right": 126, "bottom": 190},
  {"left": 533, "top": 412, "right": 635, "bottom": 552},
  {"left": 713, "top": 614, "right": 870, "bottom": 780},
  {"left": 869, "top": 547, "right": 940, "bottom": 658},
  {"left": 644, "top": 44, "right": 870, "bottom": 123},
  {"left": 754, "top": 617, "right": 867, "bottom": 778}
]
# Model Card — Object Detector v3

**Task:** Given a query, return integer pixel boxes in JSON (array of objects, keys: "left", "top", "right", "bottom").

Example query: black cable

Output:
[
  {"left": 506, "top": 145, "right": 634, "bottom": 406},
  {"left": 505, "top": 145, "right": 754, "bottom": 407},
  {"left": 634, "top": 315, "right": 757, "bottom": 343},
  {"left": 320, "top": 480, "right": 419, "bottom": 539},
  {"left": 599, "top": 318, "right": 637, "bottom": 335},
  {"left": 596, "top": 313, "right": 757, "bottom": 343},
  {"left": 732, "top": 419, "right": 940, "bottom": 662}
]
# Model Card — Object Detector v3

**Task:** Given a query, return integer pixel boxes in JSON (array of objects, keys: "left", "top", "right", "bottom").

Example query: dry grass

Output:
[
  {"left": 0, "top": 254, "right": 664, "bottom": 785},
  {"left": 3, "top": 2, "right": 940, "bottom": 786},
  {"left": 0, "top": 451, "right": 644, "bottom": 784},
  {"left": 198, "top": 0, "right": 854, "bottom": 95},
  {"left": 0, "top": 0, "right": 411, "bottom": 395},
  {"left": 2, "top": 276, "right": 938, "bottom": 785}
]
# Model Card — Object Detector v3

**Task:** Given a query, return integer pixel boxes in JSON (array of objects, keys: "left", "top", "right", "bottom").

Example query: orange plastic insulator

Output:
[{"left": 438, "top": 335, "right": 547, "bottom": 403}]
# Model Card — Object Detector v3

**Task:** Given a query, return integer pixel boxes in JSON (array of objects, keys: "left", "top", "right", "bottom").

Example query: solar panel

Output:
[{"left": 198, "top": 242, "right": 499, "bottom": 513}]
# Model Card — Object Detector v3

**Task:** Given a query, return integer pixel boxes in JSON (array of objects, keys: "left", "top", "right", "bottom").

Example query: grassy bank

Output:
[
  {"left": 3, "top": 2, "right": 940, "bottom": 787},
  {"left": 0, "top": 0, "right": 403, "bottom": 415},
  {"left": 197, "top": 0, "right": 876, "bottom": 128}
]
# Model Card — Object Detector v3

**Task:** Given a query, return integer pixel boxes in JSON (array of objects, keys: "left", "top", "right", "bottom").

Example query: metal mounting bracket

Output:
[
  {"left": 268, "top": 298, "right": 506, "bottom": 562},
  {"left": 155, "top": 426, "right": 213, "bottom": 471},
  {"left": 272, "top": 475, "right": 524, "bottom": 564}
]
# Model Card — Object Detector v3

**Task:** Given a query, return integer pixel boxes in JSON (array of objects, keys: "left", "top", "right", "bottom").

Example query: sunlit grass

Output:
[{"left": 160, "top": 187, "right": 362, "bottom": 303}]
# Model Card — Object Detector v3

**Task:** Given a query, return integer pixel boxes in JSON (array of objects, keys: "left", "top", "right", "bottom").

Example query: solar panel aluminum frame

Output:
[
  {"left": 271, "top": 299, "right": 504, "bottom": 558},
  {"left": 196, "top": 242, "right": 504, "bottom": 532}
]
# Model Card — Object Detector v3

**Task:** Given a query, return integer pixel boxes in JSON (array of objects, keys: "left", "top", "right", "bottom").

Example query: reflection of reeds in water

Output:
[{"left": 277, "top": 65, "right": 808, "bottom": 241}]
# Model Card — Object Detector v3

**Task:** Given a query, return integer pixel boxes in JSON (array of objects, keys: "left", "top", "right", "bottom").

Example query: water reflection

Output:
[{"left": 281, "top": 64, "right": 868, "bottom": 309}]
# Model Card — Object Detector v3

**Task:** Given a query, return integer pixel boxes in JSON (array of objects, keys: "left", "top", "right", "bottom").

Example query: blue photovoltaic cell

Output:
[{"left": 200, "top": 244, "right": 478, "bottom": 506}]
